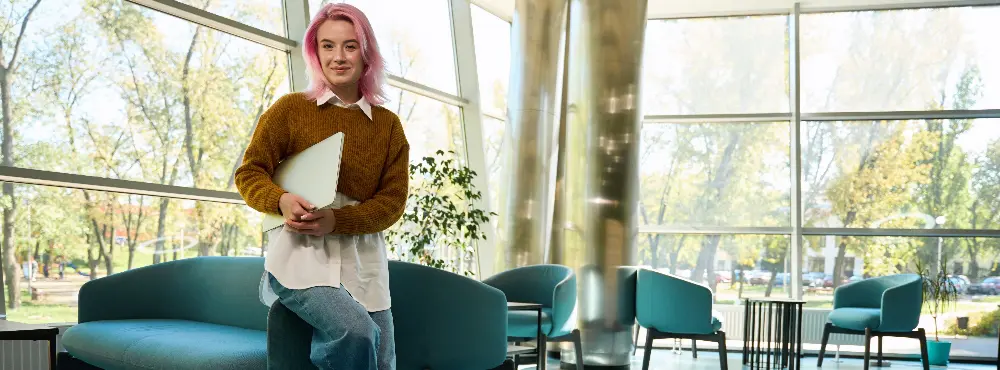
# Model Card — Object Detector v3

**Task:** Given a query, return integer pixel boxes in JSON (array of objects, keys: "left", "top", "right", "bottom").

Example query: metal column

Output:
[
  {"left": 500, "top": 0, "right": 568, "bottom": 269},
  {"left": 560, "top": 0, "right": 649, "bottom": 367}
]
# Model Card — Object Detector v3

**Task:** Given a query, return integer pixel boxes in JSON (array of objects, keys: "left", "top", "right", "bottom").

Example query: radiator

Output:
[
  {"left": 1, "top": 325, "right": 68, "bottom": 370},
  {"left": 714, "top": 305, "right": 863, "bottom": 346}
]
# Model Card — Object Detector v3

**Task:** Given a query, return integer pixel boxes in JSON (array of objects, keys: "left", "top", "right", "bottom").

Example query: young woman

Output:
[{"left": 234, "top": 3, "right": 408, "bottom": 369}]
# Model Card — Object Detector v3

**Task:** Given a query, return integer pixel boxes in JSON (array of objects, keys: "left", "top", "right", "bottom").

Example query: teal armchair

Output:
[
  {"left": 269, "top": 260, "right": 515, "bottom": 370},
  {"left": 817, "top": 274, "right": 927, "bottom": 370},
  {"left": 482, "top": 264, "right": 582, "bottom": 370},
  {"left": 634, "top": 269, "right": 727, "bottom": 370}
]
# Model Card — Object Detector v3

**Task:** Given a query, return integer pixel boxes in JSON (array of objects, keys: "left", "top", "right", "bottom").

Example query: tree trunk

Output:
[
  {"left": 832, "top": 240, "right": 848, "bottom": 290},
  {"left": 765, "top": 269, "right": 779, "bottom": 297},
  {"left": 154, "top": 197, "right": 170, "bottom": 264},
  {"left": 1, "top": 71, "right": 20, "bottom": 309},
  {"left": 102, "top": 227, "right": 114, "bottom": 276},
  {"left": 692, "top": 235, "right": 721, "bottom": 292}
]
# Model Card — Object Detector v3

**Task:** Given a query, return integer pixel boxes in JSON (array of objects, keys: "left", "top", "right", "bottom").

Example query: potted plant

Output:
[
  {"left": 916, "top": 260, "right": 959, "bottom": 366},
  {"left": 387, "top": 150, "right": 495, "bottom": 277}
]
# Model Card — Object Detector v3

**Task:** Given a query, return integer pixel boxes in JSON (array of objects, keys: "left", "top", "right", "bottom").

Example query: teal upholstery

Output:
[
  {"left": 636, "top": 269, "right": 718, "bottom": 335},
  {"left": 827, "top": 308, "right": 882, "bottom": 332},
  {"left": 387, "top": 260, "right": 510, "bottom": 370},
  {"left": 269, "top": 260, "right": 512, "bottom": 370},
  {"left": 819, "top": 274, "right": 928, "bottom": 370},
  {"left": 61, "top": 257, "right": 513, "bottom": 370},
  {"left": 483, "top": 264, "right": 576, "bottom": 338},
  {"left": 62, "top": 257, "right": 269, "bottom": 369},
  {"left": 634, "top": 268, "right": 728, "bottom": 370},
  {"left": 508, "top": 309, "right": 553, "bottom": 338},
  {"left": 829, "top": 274, "right": 923, "bottom": 332}
]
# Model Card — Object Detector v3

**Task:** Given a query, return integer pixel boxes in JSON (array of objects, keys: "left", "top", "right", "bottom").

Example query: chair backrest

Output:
[
  {"left": 481, "top": 264, "right": 573, "bottom": 307},
  {"left": 389, "top": 261, "right": 510, "bottom": 370},
  {"left": 635, "top": 268, "right": 715, "bottom": 335},
  {"left": 78, "top": 256, "right": 269, "bottom": 331},
  {"left": 833, "top": 274, "right": 920, "bottom": 309}
]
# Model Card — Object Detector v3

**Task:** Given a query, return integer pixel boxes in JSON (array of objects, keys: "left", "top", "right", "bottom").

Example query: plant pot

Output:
[
  {"left": 956, "top": 316, "right": 969, "bottom": 330},
  {"left": 926, "top": 340, "right": 951, "bottom": 366}
]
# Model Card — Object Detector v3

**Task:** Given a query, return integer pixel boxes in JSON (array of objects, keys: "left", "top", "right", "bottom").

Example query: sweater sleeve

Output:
[
  {"left": 331, "top": 115, "right": 410, "bottom": 235},
  {"left": 234, "top": 96, "right": 291, "bottom": 215}
]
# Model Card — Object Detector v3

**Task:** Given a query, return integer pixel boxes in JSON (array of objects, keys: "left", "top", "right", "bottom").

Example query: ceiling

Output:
[{"left": 471, "top": 0, "right": 996, "bottom": 22}]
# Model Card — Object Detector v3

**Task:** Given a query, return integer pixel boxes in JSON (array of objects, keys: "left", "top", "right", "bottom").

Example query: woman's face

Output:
[{"left": 316, "top": 19, "right": 364, "bottom": 89}]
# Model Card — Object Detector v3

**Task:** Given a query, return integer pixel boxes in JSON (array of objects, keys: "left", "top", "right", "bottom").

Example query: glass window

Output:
[
  {"left": 802, "top": 235, "right": 999, "bottom": 358},
  {"left": 642, "top": 16, "right": 789, "bottom": 115},
  {"left": 381, "top": 86, "right": 464, "bottom": 164},
  {"left": 1, "top": 183, "right": 261, "bottom": 324},
  {"left": 470, "top": 4, "right": 511, "bottom": 223},
  {"left": 639, "top": 122, "right": 791, "bottom": 227},
  {"left": 636, "top": 233, "right": 792, "bottom": 301},
  {"left": 801, "top": 6, "right": 1000, "bottom": 112},
  {"left": 480, "top": 115, "right": 506, "bottom": 217},
  {"left": 471, "top": 4, "right": 510, "bottom": 117},
  {"left": 309, "top": 0, "right": 459, "bottom": 95},
  {"left": 802, "top": 119, "right": 1000, "bottom": 230},
  {"left": 17, "top": 0, "right": 289, "bottom": 193},
  {"left": 174, "top": 0, "right": 286, "bottom": 36}
]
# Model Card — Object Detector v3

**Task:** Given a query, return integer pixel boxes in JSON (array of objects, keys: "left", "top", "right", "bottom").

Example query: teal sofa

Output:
[{"left": 57, "top": 256, "right": 513, "bottom": 370}]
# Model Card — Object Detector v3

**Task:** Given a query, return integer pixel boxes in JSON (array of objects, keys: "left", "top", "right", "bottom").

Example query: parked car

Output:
[
  {"left": 803, "top": 272, "right": 825, "bottom": 287},
  {"left": 967, "top": 277, "right": 1000, "bottom": 295},
  {"left": 947, "top": 275, "right": 970, "bottom": 294}
]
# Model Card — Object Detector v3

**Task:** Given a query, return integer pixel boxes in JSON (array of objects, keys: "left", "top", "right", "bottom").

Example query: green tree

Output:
[{"left": 0, "top": 0, "right": 43, "bottom": 310}]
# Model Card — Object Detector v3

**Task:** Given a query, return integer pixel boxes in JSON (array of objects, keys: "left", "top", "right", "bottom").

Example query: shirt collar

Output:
[{"left": 317, "top": 88, "right": 373, "bottom": 120}]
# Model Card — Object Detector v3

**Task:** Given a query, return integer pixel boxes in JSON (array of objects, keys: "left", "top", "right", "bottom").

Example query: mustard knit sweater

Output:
[{"left": 234, "top": 93, "right": 410, "bottom": 235}]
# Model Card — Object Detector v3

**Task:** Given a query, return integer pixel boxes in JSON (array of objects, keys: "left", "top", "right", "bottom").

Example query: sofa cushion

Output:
[
  {"left": 829, "top": 308, "right": 882, "bottom": 331},
  {"left": 62, "top": 319, "right": 265, "bottom": 370}
]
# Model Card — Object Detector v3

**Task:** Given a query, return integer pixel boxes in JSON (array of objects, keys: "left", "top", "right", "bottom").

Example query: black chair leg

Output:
[
  {"left": 918, "top": 329, "right": 930, "bottom": 370},
  {"left": 573, "top": 330, "right": 584, "bottom": 370},
  {"left": 817, "top": 323, "right": 832, "bottom": 367},
  {"left": 877, "top": 335, "right": 884, "bottom": 367},
  {"left": 864, "top": 328, "right": 873, "bottom": 370},
  {"left": 538, "top": 336, "right": 548, "bottom": 370},
  {"left": 642, "top": 330, "right": 655, "bottom": 370},
  {"left": 718, "top": 331, "right": 729, "bottom": 370},
  {"left": 692, "top": 339, "right": 698, "bottom": 358}
]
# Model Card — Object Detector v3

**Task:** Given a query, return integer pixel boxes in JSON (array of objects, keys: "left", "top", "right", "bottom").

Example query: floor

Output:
[{"left": 517, "top": 349, "right": 998, "bottom": 370}]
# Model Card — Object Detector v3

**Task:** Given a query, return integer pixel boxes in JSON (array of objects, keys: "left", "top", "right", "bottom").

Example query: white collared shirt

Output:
[
  {"left": 316, "top": 88, "right": 373, "bottom": 120},
  {"left": 259, "top": 89, "right": 391, "bottom": 313}
]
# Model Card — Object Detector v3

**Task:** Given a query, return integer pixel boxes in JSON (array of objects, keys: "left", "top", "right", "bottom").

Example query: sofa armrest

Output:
[{"left": 388, "top": 261, "right": 509, "bottom": 370}]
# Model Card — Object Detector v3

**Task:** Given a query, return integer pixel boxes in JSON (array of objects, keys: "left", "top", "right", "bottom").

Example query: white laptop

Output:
[{"left": 262, "top": 132, "right": 345, "bottom": 232}]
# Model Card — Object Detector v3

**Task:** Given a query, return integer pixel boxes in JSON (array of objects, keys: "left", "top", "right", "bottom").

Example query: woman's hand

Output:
[
  {"left": 279, "top": 193, "right": 314, "bottom": 222},
  {"left": 286, "top": 208, "right": 336, "bottom": 236}
]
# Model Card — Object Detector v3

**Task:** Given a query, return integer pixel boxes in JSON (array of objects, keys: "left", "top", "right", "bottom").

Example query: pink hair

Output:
[{"left": 302, "top": 3, "right": 387, "bottom": 105}]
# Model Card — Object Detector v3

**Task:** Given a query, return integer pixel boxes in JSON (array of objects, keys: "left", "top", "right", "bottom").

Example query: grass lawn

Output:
[{"left": 3, "top": 290, "right": 77, "bottom": 324}]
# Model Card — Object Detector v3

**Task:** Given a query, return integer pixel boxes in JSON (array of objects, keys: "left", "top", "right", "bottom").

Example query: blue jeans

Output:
[{"left": 268, "top": 273, "right": 396, "bottom": 369}]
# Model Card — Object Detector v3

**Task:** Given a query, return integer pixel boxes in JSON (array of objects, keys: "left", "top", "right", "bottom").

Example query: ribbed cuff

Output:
[
  {"left": 331, "top": 207, "right": 357, "bottom": 234},
  {"left": 263, "top": 187, "right": 286, "bottom": 215}
]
